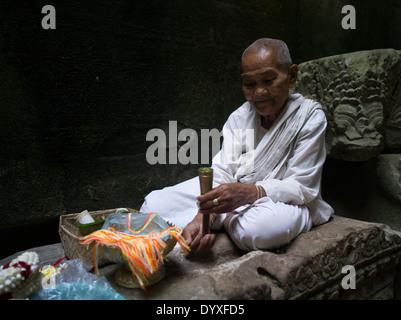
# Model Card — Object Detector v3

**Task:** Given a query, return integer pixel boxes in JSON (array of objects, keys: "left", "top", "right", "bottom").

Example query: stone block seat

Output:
[
  {"left": 112, "top": 215, "right": 400, "bottom": 300},
  {"left": 3, "top": 215, "right": 400, "bottom": 300}
]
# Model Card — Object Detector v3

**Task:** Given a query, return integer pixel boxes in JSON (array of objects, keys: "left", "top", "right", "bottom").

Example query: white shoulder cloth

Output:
[{"left": 213, "top": 93, "right": 321, "bottom": 184}]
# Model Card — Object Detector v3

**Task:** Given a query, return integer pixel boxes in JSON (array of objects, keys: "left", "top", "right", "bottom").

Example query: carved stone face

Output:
[
  {"left": 292, "top": 49, "right": 401, "bottom": 161},
  {"left": 333, "top": 102, "right": 383, "bottom": 160},
  {"left": 334, "top": 104, "right": 364, "bottom": 141}
]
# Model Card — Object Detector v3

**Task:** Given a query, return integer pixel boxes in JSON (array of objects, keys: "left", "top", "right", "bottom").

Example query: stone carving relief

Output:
[
  {"left": 293, "top": 49, "right": 401, "bottom": 161},
  {"left": 132, "top": 216, "right": 401, "bottom": 300},
  {"left": 284, "top": 215, "right": 401, "bottom": 299}
]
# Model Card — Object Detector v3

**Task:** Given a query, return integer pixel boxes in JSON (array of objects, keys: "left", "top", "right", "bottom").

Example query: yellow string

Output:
[
  {"left": 79, "top": 223, "right": 190, "bottom": 290},
  {"left": 126, "top": 212, "right": 158, "bottom": 234}
]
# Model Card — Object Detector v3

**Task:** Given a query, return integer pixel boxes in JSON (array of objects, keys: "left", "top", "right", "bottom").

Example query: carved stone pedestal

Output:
[
  {"left": 112, "top": 215, "right": 401, "bottom": 300},
  {"left": 277, "top": 215, "right": 401, "bottom": 299}
]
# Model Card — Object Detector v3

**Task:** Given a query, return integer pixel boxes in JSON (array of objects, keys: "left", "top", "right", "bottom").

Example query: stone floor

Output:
[{"left": 1, "top": 215, "right": 401, "bottom": 300}]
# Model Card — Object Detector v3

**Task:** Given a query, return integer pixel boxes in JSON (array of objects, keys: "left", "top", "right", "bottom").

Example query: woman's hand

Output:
[
  {"left": 182, "top": 213, "right": 216, "bottom": 255},
  {"left": 197, "top": 183, "right": 259, "bottom": 214}
]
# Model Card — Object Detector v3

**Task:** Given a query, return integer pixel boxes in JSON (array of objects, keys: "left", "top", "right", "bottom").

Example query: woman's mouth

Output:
[{"left": 254, "top": 97, "right": 271, "bottom": 104}]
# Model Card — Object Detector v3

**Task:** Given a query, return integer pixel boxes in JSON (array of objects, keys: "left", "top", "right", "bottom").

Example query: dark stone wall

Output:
[{"left": 1, "top": 0, "right": 401, "bottom": 257}]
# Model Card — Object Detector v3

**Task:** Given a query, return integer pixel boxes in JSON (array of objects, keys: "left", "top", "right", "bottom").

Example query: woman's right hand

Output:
[{"left": 182, "top": 213, "right": 216, "bottom": 255}]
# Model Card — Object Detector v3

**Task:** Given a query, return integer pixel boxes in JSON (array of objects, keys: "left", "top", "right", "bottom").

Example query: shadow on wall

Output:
[{"left": 322, "top": 157, "right": 401, "bottom": 232}]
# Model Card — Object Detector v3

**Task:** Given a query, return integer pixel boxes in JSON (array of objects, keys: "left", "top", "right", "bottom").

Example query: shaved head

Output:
[{"left": 242, "top": 38, "right": 293, "bottom": 72}]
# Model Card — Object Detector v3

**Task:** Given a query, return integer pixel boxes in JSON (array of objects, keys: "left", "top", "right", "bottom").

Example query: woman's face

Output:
[{"left": 241, "top": 48, "right": 298, "bottom": 117}]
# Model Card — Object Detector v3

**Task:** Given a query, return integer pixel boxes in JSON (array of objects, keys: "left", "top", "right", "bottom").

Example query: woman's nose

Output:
[{"left": 254, "top": 86, "right": 267, "bottom": 96}]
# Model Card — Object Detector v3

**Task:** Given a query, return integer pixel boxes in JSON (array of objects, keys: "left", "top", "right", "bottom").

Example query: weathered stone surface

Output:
[
  {"left": 375, "top": 154, "right": 401, "bottom": 203},
  {"left": 280, "top": 216, "right": 401, "bottom": 299},
  {"left": 4, "top": 215, "right": 399, "bottom": 300},
  {"left": 132, "top": 215, "right": 401, "bottom": 300},
  {"left": 293, "top": 49, "right": 401, "bottom": 161}
]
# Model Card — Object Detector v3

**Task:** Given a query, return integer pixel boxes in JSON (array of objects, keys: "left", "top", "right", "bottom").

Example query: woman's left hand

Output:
[{"left": 197, "top": 183, "right": 258, "bottom": 214}]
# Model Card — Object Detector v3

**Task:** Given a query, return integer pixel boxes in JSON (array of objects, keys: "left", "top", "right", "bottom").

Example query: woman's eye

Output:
[{"left": 243, "top": 82, "right": 255, "bottom": 88}]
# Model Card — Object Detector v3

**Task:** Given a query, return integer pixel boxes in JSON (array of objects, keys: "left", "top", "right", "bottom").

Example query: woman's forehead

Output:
[{"left": 241, "top": 49, "right": 282, "bottom": 78}]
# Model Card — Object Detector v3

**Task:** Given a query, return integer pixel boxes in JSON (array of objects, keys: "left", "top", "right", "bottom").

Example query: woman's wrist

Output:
[
  {"left": 209, "top": 213, "right": 218, "bottom": 227},
  {"left": 254, "top": 184, "right": 265, "bottom": 200},
  {"left": 244, "top": 183, "right": 260, "bottom": 204},
  {"left": 196, "top": 212, "right": 218, "bottom": 228}
]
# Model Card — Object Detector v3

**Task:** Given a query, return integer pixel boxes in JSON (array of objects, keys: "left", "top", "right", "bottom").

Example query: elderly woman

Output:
[{"left": 141, "top": 38, "right": 334, "bottom": 254}]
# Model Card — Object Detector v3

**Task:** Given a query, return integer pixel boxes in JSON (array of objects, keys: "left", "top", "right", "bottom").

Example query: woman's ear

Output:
[{"left": 288, "top": 64, "right": 298, "bottom": 89}]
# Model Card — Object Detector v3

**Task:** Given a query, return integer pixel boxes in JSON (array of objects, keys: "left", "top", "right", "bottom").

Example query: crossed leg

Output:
[
  {"left": 223, "top": 197, "right": 313, "bottom": 251},
  {"left": 140, "top": 178, "right": 313, "bottom": 252}
]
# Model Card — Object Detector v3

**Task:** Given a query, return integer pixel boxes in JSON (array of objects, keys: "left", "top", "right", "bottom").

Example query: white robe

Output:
[{"left": 141, "top": 94, "right": 334, "bottom": 251}]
